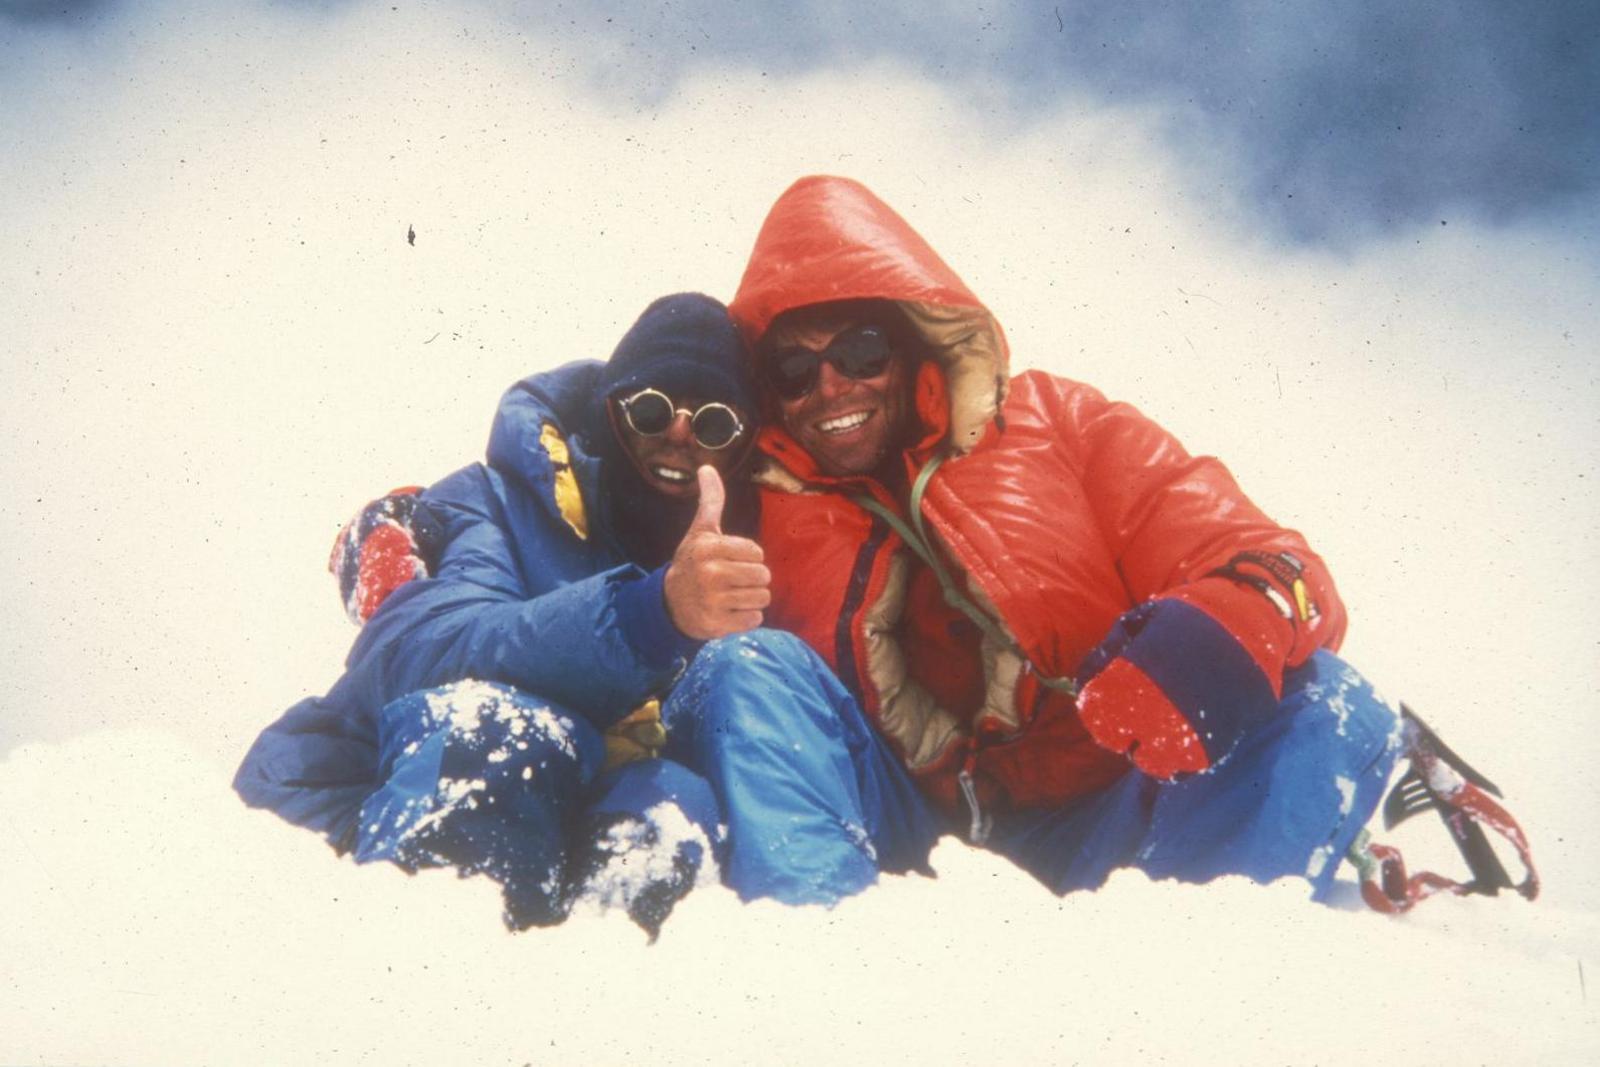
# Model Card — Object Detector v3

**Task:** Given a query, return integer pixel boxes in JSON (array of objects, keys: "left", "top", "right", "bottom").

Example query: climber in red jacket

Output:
[{"left": 726, "top": 175, "right": 1537, "bottom": 908}]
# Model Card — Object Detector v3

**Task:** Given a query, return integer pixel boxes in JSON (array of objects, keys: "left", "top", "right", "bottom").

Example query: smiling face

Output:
[
  {"left": 610, "top": 392, "right": 747, "bottom": 500},
  {"left": 760, "top": 307, "right": 915, "bottom": 480}
]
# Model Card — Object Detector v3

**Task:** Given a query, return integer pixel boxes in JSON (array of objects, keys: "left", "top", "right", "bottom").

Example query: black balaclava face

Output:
[{"left": 586, "top": 293, "right": 760, "bottom": 570}]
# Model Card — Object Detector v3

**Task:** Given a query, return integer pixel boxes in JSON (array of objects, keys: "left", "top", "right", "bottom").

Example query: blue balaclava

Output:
[{"left": 589, "top": 293, "right": 760, "bottom": 568}]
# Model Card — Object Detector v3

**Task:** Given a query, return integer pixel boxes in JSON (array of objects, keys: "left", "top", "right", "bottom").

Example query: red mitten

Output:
[
  {"left": 1074, "top": 573, "right": 1304, "bottom": 779},
  {"left": 328, "top": 487, "right": 439, "bottom": 624}
]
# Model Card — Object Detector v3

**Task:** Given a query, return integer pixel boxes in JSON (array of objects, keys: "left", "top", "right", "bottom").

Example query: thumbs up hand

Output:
[
  {"left": 663, "top": 466, "right": 770, "bottom": 640},
  {"left": 689, "top": 461, "right": 728, "bottom": 537}
]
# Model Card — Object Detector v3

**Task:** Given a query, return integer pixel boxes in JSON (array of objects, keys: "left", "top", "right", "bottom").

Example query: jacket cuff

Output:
[
  {"left": 613, "top": 564, "right": 700, "bottom": 672},
  {"left": 1171, "top": 576, "right": 1296, "bottom": 696}
]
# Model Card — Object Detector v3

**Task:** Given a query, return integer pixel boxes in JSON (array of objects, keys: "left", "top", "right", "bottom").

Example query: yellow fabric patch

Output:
[
  {"left": 603, "top": 698, "right": 666, "bottom": 771},
  {"left": 539, "top": 422, "right": 588, "bottom": 540},
  {"left": 1293, "top": 578, "right": 1313, "bottom": 621}
]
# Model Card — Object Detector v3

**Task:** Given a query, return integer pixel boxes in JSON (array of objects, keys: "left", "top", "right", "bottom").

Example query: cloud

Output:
[
  {"left": 486, "top": 0, "right": 1600, "bottom": 248},
  {"left": 0, "top": 0, "right": 116, "bottom": 24},
  {"left": 4, "top": 1, "right": 1596, "bottom": 250}
]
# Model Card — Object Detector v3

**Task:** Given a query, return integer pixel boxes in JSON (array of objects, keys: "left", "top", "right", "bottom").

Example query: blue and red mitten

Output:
[
  {"left": 1076, "top": 552, "right": 1327, "bottom": 779},
  {"left": 328, "top": 487, "right": 442, "bottom": 624}
]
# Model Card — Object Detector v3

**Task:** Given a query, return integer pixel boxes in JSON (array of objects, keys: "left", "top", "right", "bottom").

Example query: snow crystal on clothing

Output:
[
  {"left": 1334, "top": 774, "right": 1357, "bottom": 816},
  {"left": 1299, "top": 676, "right": 1352, "bottom": 736},
  {"left": 841, "top": 820, "right": 877, "bottom": 863},
  {"left": 528, "top": 707, "right": 577, "bottom": 758},
  {"left": 421, "top": 679, "right": 578, "bottom": 760},
  {"left": 1303, "top": 774, "right": 1358, "bottom": 880},
  {"left": 570, "top": 800, "right": 723, "bottom": 918},
  {"left": 1304, "top": 842, "right": 1336, "bottom": 880},
  {"left": 401, "top": 776, "right": 488, "bottom": 842}
]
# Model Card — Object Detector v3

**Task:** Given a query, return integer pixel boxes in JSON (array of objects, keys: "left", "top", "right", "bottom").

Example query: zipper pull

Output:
[{"left": 957, "top": 763, "right": 992, "bottom": 845}]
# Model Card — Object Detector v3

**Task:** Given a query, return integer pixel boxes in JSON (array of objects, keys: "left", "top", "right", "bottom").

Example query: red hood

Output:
[{"left": 730, "top": 176, "right": 1011, "bottom": 461}]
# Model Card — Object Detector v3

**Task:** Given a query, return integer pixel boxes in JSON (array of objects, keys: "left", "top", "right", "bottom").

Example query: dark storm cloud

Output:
[
  {"left": 0, "top": 0, "right": 343, "bottom": 23},
  {"left": 493, "top": 0, "right": 1599, "bottom": 246},
  {"left": 4, "top": 0, "right": 1594, "bottom": 247},
  {"left": 0, "top": 0, "right": 116, "bottom": 24},
  {"left": 1039, "top": 2, "right": 1600, "bottom": 241}
]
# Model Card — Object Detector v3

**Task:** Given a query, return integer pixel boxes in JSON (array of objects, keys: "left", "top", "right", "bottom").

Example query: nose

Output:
[
  {"left": 816, "top": 360, "right": 853, "bottom": 400},
  {"left": 663, "top": 410, "right": 695, "bottom": 445}
]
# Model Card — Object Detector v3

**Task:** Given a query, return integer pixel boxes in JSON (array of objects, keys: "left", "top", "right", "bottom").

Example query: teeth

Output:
[
  {"left": 818, "top": 411, "right": 870, "bottom": 434},
  {"left": 651, "top": 466, "right": 691, "bottom": 482}
]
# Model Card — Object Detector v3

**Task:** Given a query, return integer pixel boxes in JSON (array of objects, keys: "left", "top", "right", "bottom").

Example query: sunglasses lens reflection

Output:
[
  {"left": 766, "top": 326, "right": 894, "bottom": 401},
  {"left": 831, "top": 330, "right": 893, "bottom": 379},
  {"left": 622, "top": 390, "right": 744, "bottom": 450},
  {"left": 691, "top": 405, "right": 742, "bottom": 449},
  {"left": 771, "top": 351, "right": 821, "bottom": 400},
  {"left": 624, "top": 391, "right": 676, "bottom": 435}
]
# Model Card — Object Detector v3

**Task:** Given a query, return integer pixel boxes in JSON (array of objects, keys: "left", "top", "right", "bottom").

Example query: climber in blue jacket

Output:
[{"left": 234, "top": 293, "right": 940, "bottom": 933}]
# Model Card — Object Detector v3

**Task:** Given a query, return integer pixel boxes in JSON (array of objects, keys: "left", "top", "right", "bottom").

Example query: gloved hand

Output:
[
  {"left": 328, "top": 487, "right": 442, "bottom": 624},
  {"left": 1075, "top": 574, "right": 1302, "bottom": 779},
  {"left": 602, "top": 699, "right": 669, "bottom": 771}
]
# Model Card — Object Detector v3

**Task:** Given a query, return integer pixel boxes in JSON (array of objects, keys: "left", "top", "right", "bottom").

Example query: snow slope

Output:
[
  {"left": 2, "top": 3, "right": 1596, "bottom": 1063},
  {"left": 4, "top": 729, "right": 1596, "bottom": 1065}
]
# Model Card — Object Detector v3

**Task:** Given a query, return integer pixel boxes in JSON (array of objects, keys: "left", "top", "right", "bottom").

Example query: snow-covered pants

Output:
[
  {"left": 662, "top": 628, "right": 943, "bottom": 905},
  {"left": 352, "top": 680, "right": 721, "bottom": 928},
  {"left": 352, "top": 629, "right": 942, "bottom": 921},
  {"left": 985, "top": 651, "right": 1403, "bottom": 901}
]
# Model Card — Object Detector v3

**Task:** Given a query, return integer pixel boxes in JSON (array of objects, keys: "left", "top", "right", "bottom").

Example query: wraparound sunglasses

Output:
[
  {"left": 762, "top": 324, "right": 896, "bottom": 401},
  {"left": 616, "top": 388, "right": 747, "bottom": 450}
]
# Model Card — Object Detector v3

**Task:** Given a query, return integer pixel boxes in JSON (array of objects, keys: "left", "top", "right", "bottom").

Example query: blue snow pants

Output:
[
  {"left": 984, "top": 651, "right": 1403, "bottom": 901},
  {"left": 352, "top": 679, "right": 723, "bottom": 928},
  {"left": 352, "top": 628, "right": 942, "bottom": 921},
  {"left": 661, "top": 628, "right": 942, "bottom": 905}
]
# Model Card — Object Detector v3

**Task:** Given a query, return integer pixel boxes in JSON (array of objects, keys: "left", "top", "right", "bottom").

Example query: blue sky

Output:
[{"left": 6, "top": 0, "right": 1597, "bottom": 251}]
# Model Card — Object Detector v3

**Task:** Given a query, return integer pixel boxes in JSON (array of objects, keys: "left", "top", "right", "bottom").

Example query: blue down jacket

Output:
[{"left": 233, "top": 360, "right": 700, "bottom": 851}]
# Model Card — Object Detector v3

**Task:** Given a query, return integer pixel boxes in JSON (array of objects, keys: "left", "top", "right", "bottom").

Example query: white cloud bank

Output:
[{"left": 2, "top": 2, "right": 1596, "bottom": 1063}]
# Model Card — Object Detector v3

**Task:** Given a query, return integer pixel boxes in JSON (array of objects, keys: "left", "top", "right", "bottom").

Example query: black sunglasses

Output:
[
  {"left": 616, "top": 388, "right": 747, "bottom": 450},
  {"left": 763, "top": 324, "right": 896, "bottom": 401}
]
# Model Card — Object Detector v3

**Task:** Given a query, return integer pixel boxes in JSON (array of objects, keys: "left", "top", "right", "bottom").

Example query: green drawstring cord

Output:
[
  {"left": 847, "top": 454, "right": 1079, "bottom": 698},
  {"left": 1346, "top": 827, "right": 1378, "bottom": 880},
  {"left": 848, "top": 453, "right": 1077, "bottom": 846}
]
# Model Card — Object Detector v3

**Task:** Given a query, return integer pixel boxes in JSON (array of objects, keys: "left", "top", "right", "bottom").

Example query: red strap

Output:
[
  {"left": 1359, "top": 842, "right": 1473, "bottom": 914},
  {"left": 1357, "top": 775, "right": 1539, "bottom": 914},
  {"left": 1443, "top": 779, "right": 1540, "bottom": 900}
]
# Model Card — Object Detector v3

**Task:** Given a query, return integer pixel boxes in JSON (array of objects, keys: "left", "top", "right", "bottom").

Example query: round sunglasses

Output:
[
  {"left": 762, "top": 324, "right": 896, "bottom": 401},
  {"left": 616, "top": 388, "right": 747, "bottom": 450}
]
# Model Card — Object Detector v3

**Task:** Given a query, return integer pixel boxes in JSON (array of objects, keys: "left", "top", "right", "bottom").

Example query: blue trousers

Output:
[
  {"left": 985, "top": 651, "right": 1403, "bottom": 901},
  {"left": 352, "top": 679, "right": 722, "bottom": 927},
  {"left": 353, "top": 642, "right": 1389, "bottom": 918},
  {"left": 352, "top": 629, "right": 942, "bottom": 922},
  {"left": 661, "top": 628, "right": 942, "bottom": 904}
]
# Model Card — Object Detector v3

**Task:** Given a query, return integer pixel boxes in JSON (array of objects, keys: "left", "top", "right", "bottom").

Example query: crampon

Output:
[{"left": 1348, "top": 705, "right": 1539, "bottom": 914}]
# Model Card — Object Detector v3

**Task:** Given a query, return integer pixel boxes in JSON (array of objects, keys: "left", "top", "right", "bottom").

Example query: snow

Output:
[
  {"left": 1304, "top": 842, "right": 1336, "bottom": 881},
  {"left": 1334, "top": 775, "right": 1358, "bottom": 815},
  {"left": 3, "top": 2, "right": 1597, "bottom": 1064},
  {"left": 570, "top": 800, "right": 723, "bottom": 919},
  {"left": 5, "top": 730, "right": 1596, "bottom": 1064},
  {"left": 422, "top": 680, "right": 581, "bottom": 763}
]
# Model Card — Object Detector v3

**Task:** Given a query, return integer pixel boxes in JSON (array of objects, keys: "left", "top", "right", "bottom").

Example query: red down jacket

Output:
[{"left": 729, "top": 176, "right": 1347, "bottom": 815}]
